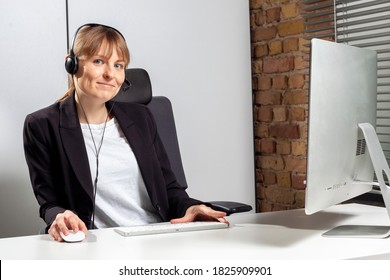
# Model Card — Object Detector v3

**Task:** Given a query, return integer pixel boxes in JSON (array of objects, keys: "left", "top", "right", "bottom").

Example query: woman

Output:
[{"left": 23, "top": 24, "right": 227, "bottom": 242}]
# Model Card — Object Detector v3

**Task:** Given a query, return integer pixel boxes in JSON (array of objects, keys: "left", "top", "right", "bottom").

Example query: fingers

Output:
[
  {"left": 171, "top": 204, "right": 229, "bottom": 225},
  {"left": 170, "top": 216, "right": 191, "bottom": 224},
  {"left": 48, "top": 210, "right": 87, "bottom": 242},
  {"left": 216, "top": 216, "right": 230, "bottom": 225},
  {"left": 48, "top": 223, "right": 62, "bottom": 242}
]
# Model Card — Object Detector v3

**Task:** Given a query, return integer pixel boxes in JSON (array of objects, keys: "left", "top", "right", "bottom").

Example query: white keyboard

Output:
[{"left": 114, "top": 221, "right": 228, "bottom": 237}]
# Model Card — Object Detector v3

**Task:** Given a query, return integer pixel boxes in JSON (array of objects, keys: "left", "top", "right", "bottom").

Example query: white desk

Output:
[{"left": 1, "top": 203, "right": 390, "bottom": 260}]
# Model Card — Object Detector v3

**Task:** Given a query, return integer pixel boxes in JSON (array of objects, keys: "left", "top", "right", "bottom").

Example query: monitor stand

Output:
[
  {"left": 323, "top": 123, "right": 390, "bottom": 238},
  {"left": 322, "top": 225, "right": 390, "bottom": 238}
]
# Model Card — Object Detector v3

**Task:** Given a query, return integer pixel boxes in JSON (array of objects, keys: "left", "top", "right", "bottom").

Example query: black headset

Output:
[{"left": 65, "top": 23, "right": 126, "bottom": 75}]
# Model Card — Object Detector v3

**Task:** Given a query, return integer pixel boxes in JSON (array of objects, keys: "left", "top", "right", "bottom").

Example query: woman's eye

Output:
[
  {"left": 94, "top": 59, "right": 103, "bottom": 65},
  {"left": 115, "top": 63, "right": 124, "bottom": 69}
]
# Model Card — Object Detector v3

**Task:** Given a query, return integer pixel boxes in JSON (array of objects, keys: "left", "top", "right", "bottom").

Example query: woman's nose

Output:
[{"left": 103, "top": 65, "right": 114, "bottom": 79}]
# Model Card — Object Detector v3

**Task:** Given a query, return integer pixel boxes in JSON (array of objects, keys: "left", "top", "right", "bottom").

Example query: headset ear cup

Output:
[{"left": 65, "top": 55, "right": 78, "bottom": 74}]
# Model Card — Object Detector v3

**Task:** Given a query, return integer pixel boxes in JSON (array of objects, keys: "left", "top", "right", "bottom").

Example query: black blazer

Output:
[{"left": 23, "top": 93, "right": 201, "bottom": 230}]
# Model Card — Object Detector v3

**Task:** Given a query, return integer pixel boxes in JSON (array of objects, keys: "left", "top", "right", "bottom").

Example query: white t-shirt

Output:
[{"left": 81, "top": 117, "right": 161, "bottom": 228}]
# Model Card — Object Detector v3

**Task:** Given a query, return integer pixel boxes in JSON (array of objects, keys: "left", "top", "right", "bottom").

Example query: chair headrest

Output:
[{"left": 114, "top": 68, "right": 152, "bottom": 104}]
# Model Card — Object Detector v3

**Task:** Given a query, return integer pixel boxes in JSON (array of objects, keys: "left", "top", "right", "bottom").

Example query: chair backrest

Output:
[
  {"left": 116, "top": 68, "right": 188, "bottom": 188},
  {"left": 147, "top": 96, "right": 188, "bottom": 188},
  {"left": 116, "top": 68, "right": 152, "bottom": 104}
]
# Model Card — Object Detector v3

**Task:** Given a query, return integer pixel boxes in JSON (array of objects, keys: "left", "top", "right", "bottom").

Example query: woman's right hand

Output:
[{"left": 48, "top": 210, "right": 88, "bottom": 242}]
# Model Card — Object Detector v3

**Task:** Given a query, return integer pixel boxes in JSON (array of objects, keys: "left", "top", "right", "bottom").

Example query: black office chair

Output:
[{"left": 118, "top": 68, "right": 252, "bottom": 215}]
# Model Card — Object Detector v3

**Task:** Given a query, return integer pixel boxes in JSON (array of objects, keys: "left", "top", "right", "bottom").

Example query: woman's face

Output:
[{"left": 74, "top": 41, "right": 126, "bottom": 103}]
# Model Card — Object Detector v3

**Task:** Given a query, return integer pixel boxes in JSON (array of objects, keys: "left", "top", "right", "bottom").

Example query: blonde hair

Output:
[{"left": 58, "top": 25, "right": 130, "bottom": 102}]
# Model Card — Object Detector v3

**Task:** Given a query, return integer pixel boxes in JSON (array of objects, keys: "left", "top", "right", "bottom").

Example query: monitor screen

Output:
[{"left": 305, "top": 38, "right": 378, "bottom": 215}]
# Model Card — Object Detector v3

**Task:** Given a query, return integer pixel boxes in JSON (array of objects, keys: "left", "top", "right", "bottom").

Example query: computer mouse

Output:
[{"left": 60, "top": 230, "right": 86, "bottom": 243}]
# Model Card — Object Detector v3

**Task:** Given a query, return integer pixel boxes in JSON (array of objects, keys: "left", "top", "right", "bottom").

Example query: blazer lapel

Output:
[
  {"left": 111, "top": 103, "right": 157, "bottom": 202},
  {"left": 59, "top": 93, "right": 94, "bottom": 201}
]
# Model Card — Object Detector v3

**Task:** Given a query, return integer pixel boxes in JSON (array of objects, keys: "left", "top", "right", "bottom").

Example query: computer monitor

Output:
[{"left": 306, "top": 38, "right": 390, "bottom": 238}]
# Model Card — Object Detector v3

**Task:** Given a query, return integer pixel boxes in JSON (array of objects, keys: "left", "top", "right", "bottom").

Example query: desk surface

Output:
[{"left": 1, "top": 203, "right": 390, "bottom": 260}]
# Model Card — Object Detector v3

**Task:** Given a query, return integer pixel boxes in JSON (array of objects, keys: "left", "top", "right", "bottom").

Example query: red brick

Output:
[
  {"left": 252, "top": 76, "right": 259, "bottom": 91},
  {"left": 283, "top": 37, "right": 299, "bottom": 53},
  {"left": 277, "top": 19, "right": 305, "bottom": 37},
  {"left": 289, "top": 74, "right": 305, "bottom": 89},
  {"left": 260, "top": 201, "right": 273, "bottom": 212},
  {"left": 281, "top": 3, "right": 298, "bottom": 19},
  {"left": 252, "top": 27, "right": 277, "bottom": 42},
  {"left": 273, "top": 106, "right": 288, "bottom": 122},
  {"left": 268, "top": 40, "right": 282, "bottom": 55},
  {"left": 298, "top": 38, "right": 310, "bottom": 51},
  {"left": 269, "top": 124, "right": 300, "bottom": 139},
  {"left": 257, "top": 155, "right": 285, "bottom": 170},
  {"left": 254, "top": 43, "right": 268, "bottom": 58},
  {"left": 284, "top": 156, "right": 307, "bottom": 173},
  {"left": 291, "top": 140, "right": 307, "bottom": 156},
  {"left": 294, "top": 191, "right": 306, "bottom": 208},
  {"left": 294, "top": 55, "right": 308, "bottom": 70},
  {"left": 266, "top": 7, "right": 281, "bottom": 23},
  {"left": 257, "top": 106, "right": 273, "bottom": 122},
  {"left": 284, "top": 90, "right": 308, "bottom": 105},
  {"left": 252, "top": 60, "right": 263, "bottom": 74},
  {"left": 254, "top": 139, "right": 261, "bottom": 153},
  {"left": 268, "top": 0, "right": 289, "bottom": 5},
  {"left": 260, "top": 139, "right": 276, "bottom": 153},
  {"left": 254, "top": 123, "right": 269, "bottom": 138},
  {"left": 272, "top": 75, "right": 288, "bottom": 89},
  {"left": 292, "top": 174, "right": 307, "bottom": 190},
  {"left": 299, "top": 123, "right": 308, "bottom": 139},
  {"left": 255, "top": 12, "right": 266, "bottom": 26},
  {"left": 266, "top": 187, "right": 295, "bottom": 204},
  {"left": 277, "top": 172, "right": 291, "bottom": 188},
  {"left": 262, "top": 172, "right": 276, "bottom": 184},
  {"left": 255, "top": 91, "right": 281, "bottom": 106},
  {"left": 258, "top": 76, "right": 272, "bottom": 90},
  {"left": 250, "top": 0, "right": 264, "bottom": 10},
  {"left": 276, "top": 140, "right": 291, "bottom": 155},
  {"left": 290, "top": 107, "right": 306, "bottom": 121},
  {"left": 263, "top": 57, "right": 294, "bottom": 73}
]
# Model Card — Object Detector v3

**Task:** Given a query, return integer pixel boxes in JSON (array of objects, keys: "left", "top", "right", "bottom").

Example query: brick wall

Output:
[{"left": 250, "top": 0, "right": 310, "bottom": 212}]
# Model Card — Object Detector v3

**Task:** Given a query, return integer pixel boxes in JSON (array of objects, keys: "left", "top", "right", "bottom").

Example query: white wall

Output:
[
  {"left": 0, "top": 0, "right": 254, "bottom": 238},
  {"left": 0, "top": 0, "right": 67, "bottom": 237}
]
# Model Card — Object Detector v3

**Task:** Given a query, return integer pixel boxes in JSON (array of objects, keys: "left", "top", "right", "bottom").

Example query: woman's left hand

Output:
[{"left": 170, "top": 204, "right": 229, "bottom": 225}]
